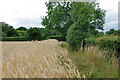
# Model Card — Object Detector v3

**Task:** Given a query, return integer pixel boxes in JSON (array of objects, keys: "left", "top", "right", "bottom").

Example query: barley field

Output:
[
  {"left": 0, "top": 42, "right": 2, "bottom": 79},
  {"left": 2, "top": 39, "right": 84, "bottom": 78}
]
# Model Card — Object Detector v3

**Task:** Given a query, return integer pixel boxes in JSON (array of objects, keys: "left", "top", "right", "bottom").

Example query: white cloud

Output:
[
  {"left": 97, "top": 0, "right": 119, "bottom": 32},
  {"left": 0, "top": 0, "right": 119, "bottom": 31},
  {"left": 0, "top": 0, "right": 48, "bottom": 28}
]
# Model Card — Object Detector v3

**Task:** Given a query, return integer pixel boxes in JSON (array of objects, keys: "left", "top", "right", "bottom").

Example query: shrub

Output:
[
  {"left": 46, "top": 35, "right": 62, "bottom": 41},
  {"left": 85, "top": 35, "right": 120, "bottom": 57},
  {"left": 27, "top": 27, "right": 42, "bottom": 41},
  {"left": 2, "top": 37, "right": 28, "bottom": 41},
  {"left": 95, "top": 35, "right": 120, "bottom": 57},
  {"left": 2, "top": 32, "right": 6, "bottom": 37},
  {"left": 66, "top": 23, "right": 89, "bottom": 51},
  {"left": 84, "top": 37, "right": 96, "bottom": 46},
  {"left": 17, "top": 30, "right": 27, "bottom": 37},
  {"left": 16, "top": 27, "right": 27, "bottom": 31}
]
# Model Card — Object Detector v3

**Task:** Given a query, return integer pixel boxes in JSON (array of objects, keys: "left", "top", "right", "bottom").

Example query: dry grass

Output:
[
  {"left": 0, "top": 42, "right": 2, "bottom": 79},
  {"left": 2, "top": 39, "right": 84, "bottom": 78},
  {"left": 68, "top": 46, "right": 118, "bottom": 78}
]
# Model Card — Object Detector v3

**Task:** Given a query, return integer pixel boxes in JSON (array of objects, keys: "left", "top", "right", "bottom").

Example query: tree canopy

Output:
[
  {"left": 42, "top": 2, "right": 73, "bottom": 41},
  {"left": 42, "top": 2, "right": 106, "bottom": 41},
  {"left": 16, "top": 27, "right": 27, "bottom": 31}
]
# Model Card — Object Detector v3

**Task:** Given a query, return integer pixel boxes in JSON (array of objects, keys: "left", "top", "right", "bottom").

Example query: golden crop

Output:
[{"left": 2, "top": 39, "right": 84, "bottom": 78}]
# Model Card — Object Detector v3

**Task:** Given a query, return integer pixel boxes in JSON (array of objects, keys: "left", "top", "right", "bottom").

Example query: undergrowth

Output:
[{"left": 60, "top": 42, "right": 119, "bottom": 78}]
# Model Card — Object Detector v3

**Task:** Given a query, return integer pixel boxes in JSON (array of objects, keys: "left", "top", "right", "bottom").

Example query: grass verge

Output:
[{"left": 60, "top": 42, "right": 118, "bottom": 78}]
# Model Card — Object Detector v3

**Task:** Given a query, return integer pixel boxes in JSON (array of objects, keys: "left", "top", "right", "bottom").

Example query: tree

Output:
[
  {"left": 1, "top": 22, "right": 9, "bottom": 34},
  {"left": 42, "top": 2, "right": 73, "bottom": 41},
  {"left": 98, "top": 32, "right": 104, "bottom": 36},
  {"left": 90, "top": 30, "right": 99, "bottom": 37},
  {"left": 106, "top": 29, "right": 119, "bottom": 35},
  {"left": 16, "top": 27, "right": 27, "bottom": 31},
  {"left": 1, "top": 22, "right": 17, "bottom": 37},
  {"left": 66, "top": 23, "right": 90, "bottom": 51},
  {"left": 66, "top": 2, "right": 106, "bottom": 50},
  {"left": 6, "top": 26, "right": 18, "bottom": 37},
  {"left": 2, "top": 32, "right": 6, "bottom": 37},
  {"left": 17, "top": 30, "right": 27, "bottom": 37},
  {"left": 27, "top": 27, "right": 42, "bottom": 40},
  {"left": 70, "top": 2, "right": 106, "bottom": 36}
]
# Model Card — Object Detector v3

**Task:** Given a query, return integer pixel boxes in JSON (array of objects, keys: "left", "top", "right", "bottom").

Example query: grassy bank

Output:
[{"left": 60, "top": 43, "right": 118, "bottom": 78}]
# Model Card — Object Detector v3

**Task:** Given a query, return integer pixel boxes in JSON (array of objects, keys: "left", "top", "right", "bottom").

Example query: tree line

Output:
[{"left": 1, "top": 1, "right": 120, "bottom": 51}]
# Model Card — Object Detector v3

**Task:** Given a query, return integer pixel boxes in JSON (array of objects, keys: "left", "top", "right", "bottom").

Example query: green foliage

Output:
[
  {"left": 46, "top": 35, "right": 62, "bottom": 41},
  {"left": 66, "top": 23, "right": 90, "bottom": 51},
  {"left": 17, "top": 30, "right": 27, "bottom": 37},
  {"left": 97, "top": 32, "right": 104, "bottom": 37},
  {"left": 41, "top": 28, "right": 61, "bottom": 40},
  {"left": 95, "top": 35, "right": 120, "bottom": 57},
  {"left": 42, "top": 2, "right": 73, "bottom": 41},
  {"left": 70, "top": 2, "right": 106, "bottom": 34},
  {"left": 2, "top": 37, "right": 28, "bottom": 41},
  {"left": 42, "top": 2, "right": 106, "bottom": 41},
  {"left": 84, "top": 37, "right": 96, "bottom": 46},
  {"left": 6, "top": 26, "right": 18, "bottom": 37},
  {"left": 68, "top": 47, "right": 118, "bottom": 78},
  {"left": 27, "top": 27, "right": 42, "bottom": 40},
  {"left": 2, "top": 32, "right": 6, "bottom": 37},
  {"left": 106, "top": 29, "right": 119, "bottom": 35},
  {"left": 85, "top": 35, "right": 120, "bottom": 57},
  {"left": 1, "top": 22, "right": 17, "bottom": 37},
  {"left": 16, "top": 26, "right": 27, "bottom": 31}
]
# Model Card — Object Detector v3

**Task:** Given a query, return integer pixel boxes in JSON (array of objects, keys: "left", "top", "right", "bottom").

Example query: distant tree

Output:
[
  {"left": 17, "top": 30, "right": 27, "bottom": 37},
  {"left": 27, "top": 27, "right": 42, "bottom": 40},
  {"left": 106, "top": 29, "right": 115, "bottom": 35},
  {"left": 91, "top": 30, "right": 99, "bottom": 37},
  {"left": 2, "top": 32, "right": 6, "bottom": 37},
  {"left": 1, "top": 22, "right": 17, "bottom": 37},
  {"left": 6, "top": 26, "right": 18, "bottom": 37},
  {"left": 16, "top": 27, "right": 27, "bottom": 31},
  {"left": 98, "top": 32, "right": 104, "bottom": 36},
  {"left": 106, "top": 29, "right": 118, "bottom": 35},
  {"left": 1, "top": 22, "right": 9, "bottom": 34}
]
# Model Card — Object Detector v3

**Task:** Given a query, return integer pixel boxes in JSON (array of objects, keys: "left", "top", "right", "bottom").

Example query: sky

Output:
[{"left": 0, "top": 0, "right": 119, "bottom": 32}]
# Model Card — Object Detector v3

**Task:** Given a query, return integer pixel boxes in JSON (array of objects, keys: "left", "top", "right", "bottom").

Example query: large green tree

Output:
[
  {"left": 42, "top": 2, "right": 105, "bottom": 41},
  {"left": 66, "top": 2, "right": 106, "bottom": 50},
  {"left": 70, "top": 2, "right": 106, "bottom": 37},
  {"left": 42, "top": 2, "right": 73, "bottom": 41}
]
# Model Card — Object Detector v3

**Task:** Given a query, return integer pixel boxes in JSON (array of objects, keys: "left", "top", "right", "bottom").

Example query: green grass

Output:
[{"left": 60, "top": 43, "right": 118, "bottom": 78}]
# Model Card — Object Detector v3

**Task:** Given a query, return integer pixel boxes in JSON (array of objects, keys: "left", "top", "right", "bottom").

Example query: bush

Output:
[
  {"left": 84, "top": 37, "right": 96, "bottom": 46},
  {"left": 27, "top": 27, "right": 42, "bottom": 41},
  {"left": 2, "top": 32, "right": 6, "bottom": 37},
  {"left": 46, "top": 35, "right": 62, "bottom": 41},
  {"left": 66, "top": 23, "right": 89, "bottom": 51},
  {"left": 95, "top": 35, "right": 120, "bottom": 57},
  {"left": 17, "top": 30, "right": 27, "bottom": 37},
  {"left": 2, "top": 37, "right": 28, "bottom": 41},
  {"left": 85, "top": 35, "right": 120, "bottom": 57},
  {"left": 16, "top": 27, "right": 27, "bottom": 31}
]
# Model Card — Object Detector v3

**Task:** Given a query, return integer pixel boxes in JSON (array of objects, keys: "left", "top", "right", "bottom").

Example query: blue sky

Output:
[{"left": 0, "top": 0, "right": 119, "bottom": 32}]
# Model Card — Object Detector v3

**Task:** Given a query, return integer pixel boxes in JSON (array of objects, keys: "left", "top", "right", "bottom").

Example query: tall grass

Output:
[
  {"left": 61, "top": 43, "right": 118, "bottom": 78},
  {"left": 0, "top": 42, "right": 2, "bottom": 79},
  {"left": 2, "top": 39, "right": 84, "bottom": 78}
]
